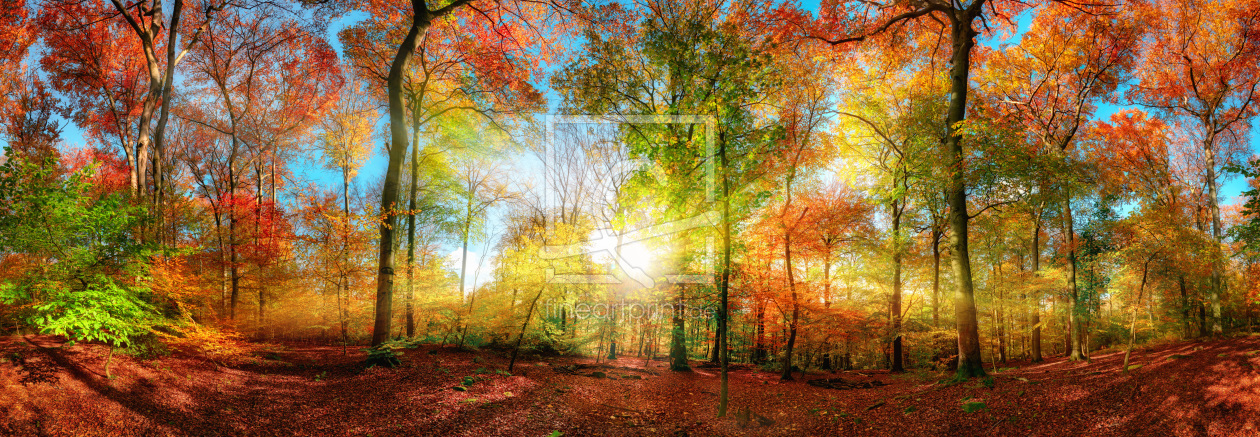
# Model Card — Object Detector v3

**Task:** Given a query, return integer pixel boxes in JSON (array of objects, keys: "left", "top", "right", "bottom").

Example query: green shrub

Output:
[{"left": 121, "top": 333, "right": 171, "bottom": 360}]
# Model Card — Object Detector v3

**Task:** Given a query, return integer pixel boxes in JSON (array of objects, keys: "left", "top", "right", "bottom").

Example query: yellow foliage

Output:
[{"left": 158, "top": 324, "right": 254, "bottom": 365}]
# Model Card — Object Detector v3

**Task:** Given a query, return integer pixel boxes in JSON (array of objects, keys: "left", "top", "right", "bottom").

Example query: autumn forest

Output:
[{"left": 2, "top": 0, "right": 1260, "bottom": 435}]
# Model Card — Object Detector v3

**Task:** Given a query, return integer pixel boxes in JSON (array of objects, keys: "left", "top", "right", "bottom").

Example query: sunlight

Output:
[{"left": 587, "top": 229, "right": 665, "bottom": 277}]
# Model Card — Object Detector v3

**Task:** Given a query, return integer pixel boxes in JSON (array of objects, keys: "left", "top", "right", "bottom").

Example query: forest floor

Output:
[{"left": 1, "top": 334, "right": 1259, "bottom": 436}]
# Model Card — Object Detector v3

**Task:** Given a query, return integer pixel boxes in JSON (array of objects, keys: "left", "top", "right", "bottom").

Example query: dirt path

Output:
[{"left": 2, "top": 334, "right": 1258, "bottom": 436}]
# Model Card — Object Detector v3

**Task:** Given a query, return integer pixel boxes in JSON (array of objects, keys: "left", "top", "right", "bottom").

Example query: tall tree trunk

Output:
[
  {"left": 717, "top": 132, "right": 733, "bottom": 417},
  {"left": 405, "top": 116, "right": 421, "bottom": 338},
  {"left": 340, "top": 168, "right": 351, "bottom": 353},
  {"left": 1065, "top": 192, "right": 1083, "bottom": 361},
  {"left": 996, "top": 258, "right": 1006, "bottom": 364},
  {"left": 1204, "top": 130, "right": 1224, "bottom": 335},
  {"left": 890, "top": 200, "right": 904, "bottom": 372},
  {"left": 1124, "top": 254, "right": 1156, "bottom": 372},
  {"left": 229, "top": 163, "right": 240, "bottom": 321},
  {"left": 509, "top": 286, "right": 546, "bottom": 372},
  {"left": 932, "top": 226, "right": 941, "bottom": 328},
  {"left": 456, "top": 203, "right": 473, "bottom": 348},
  {"left": 1030, "top": 217, "right": 1043, "bottom": 362},
  {"left": 944, "top": 9, "right": 986, "bottom": 379},
  {"left": 821, "top": 250, "right": 833, "bottom": 369},
  {"left": 373, "top": 0, "right": 470, "bottom": 346},
  {"left": 255, "top": 165, "right": 264, "bottom": 334},
  {"left": 781, "top": 225, "right": 801, "bottom": 381},
  {"left": 670, "top": 284, "right": 689, "bottom": 371},
  {"left": 1180, "top": 275, "right": 1191, "bottom": 338},
  {"left": 754, "top": 297, "right": 766, "bottom": 364}
]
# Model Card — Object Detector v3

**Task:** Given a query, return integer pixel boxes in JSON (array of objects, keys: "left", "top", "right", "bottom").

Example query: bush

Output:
[
  {"left": 905, "top": 329, "right": 958, "bottom": 370},
  {"left": 363, "top": 337, "right": 422, "bottom": 368},
  {"left": 121, "top": 333, "right": 170, "bottom": 360},
  {"left": 158, "top": 324, "right": 252, "bottom": 365}
]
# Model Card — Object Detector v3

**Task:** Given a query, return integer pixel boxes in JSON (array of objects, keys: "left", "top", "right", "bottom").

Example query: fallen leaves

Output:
[{"left": 1, "top": 335, "right": 1259, "bottom": 436}]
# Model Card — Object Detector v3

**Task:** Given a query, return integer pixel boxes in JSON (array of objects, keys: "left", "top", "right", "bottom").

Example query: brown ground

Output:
[{"left": 1, "top": 334, "right": 1258, "bottom": 436}]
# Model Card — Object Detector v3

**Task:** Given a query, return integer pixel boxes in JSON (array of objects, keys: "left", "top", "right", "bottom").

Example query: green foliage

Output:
[
  {"left": 1227, "top": 160, "right": 1260, "bottom": 262},
  {"left": 363, "top": 338, "right": 421, "bottom": 368},
  {"left": 0, "top": 150, "right": 161, "bottom": 352},
  {"left": 962, "top": 402, "right": 988, "bottom": 413},
  {"left": 4, "top": 275, "right": 157, "bottom": 349},
  {"left": 120, "top": 333, "right": 171, "bottom": 360}
]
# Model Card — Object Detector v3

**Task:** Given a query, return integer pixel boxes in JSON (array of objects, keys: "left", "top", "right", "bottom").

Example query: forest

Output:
[{"left": 1, "top": 0, "right": 1260, "bottom": 435}]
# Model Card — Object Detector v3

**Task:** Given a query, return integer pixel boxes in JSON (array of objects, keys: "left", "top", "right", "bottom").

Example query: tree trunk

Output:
[
  {"left": 932, "top": 226, "right": 941, "bottom": 328},
  {"left": 754, "top": 298, "right": 766, "bottom": 364},
  {"left": 1065, "top": 192, "right": 1083, "bottom": 361},
  {"left": 717, "top": 132, "right": 733, "bottom": 417},
  {"left": 944, "top": 11, "right": 985, "bottom": 379},
  {"left": 456, "top": 202, "right": 473, "bottom": 348},
  {"left": 509, "top": 286, "right": 546, "bottom": 372},
  {"left": 1030, "top": 215, "right": 1043, "bottom": 362},
  {"left": 255, "top": 165, "right": 265, "bottom": 335},
  {"left": 104, "top": 346, "right": 115, "bottom": 379},
  {"left": 374, "top": 2, "right": 451, "bottom": 347},
  {"left": 1180, "top": 276, "right": 1192, "bottom": 338},
  {"left": 405, "top": 110, "right": 421, "bottom": 338},
  {"left": 670, "top": 285, "right": 689, "bottom": 371},
  {"left": 1204, "top": 131, "right": 1224, "bottom": 335},
  {"left": 229, "top": 181, "right": 240, "bottom": 321},
  {"left": 822, "top": 250, "right": 833, "bottom": 369},
  {"left": 781, "top": 228, "right": 801, "bottom": 380},
  {"left": 890, "top": 200, "right": 904, "bottom": 372},
  {"left": 1123, "top": 254, "right": 1155, "bottom": 372}
]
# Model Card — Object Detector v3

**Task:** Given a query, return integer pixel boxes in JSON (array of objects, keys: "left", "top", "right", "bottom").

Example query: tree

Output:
[
  {"left": 1129, "top": 0, "right": 1260, "bottom": 335},
  {"left": 837, "top": 60, "right": 947, "bottom": 372},
  {"left": 53, "top": 0, "right": 228, "bottom": 205},
  {"left": 978, "top": 2, "right": 1140, "bottom": 360},
  {"left": 451, "top": 152, "right": 515, "bottom": 347},
  {"left": 39, "top": 0, "right": 146, "bottom": 190},
  {"left": 0, "top": 0, "right": 35, "bottom": 111},
  {"left": 179, "top": 4, "right": 340, "bottom": 321},
  {"left": 803, "top": 0, "right": 1034, "bottom": 378},
  {"left": 348, "top": 0, "right": 560, "bottom": 347},
  {"left": 0, "top": 149, "right": 157, "bottom": 378},
  {"left": 555, "top": 0, "right": 782, "bottom": 413},
  {"left": 317, "top": 76, "right": 375, "bottom": 347}
]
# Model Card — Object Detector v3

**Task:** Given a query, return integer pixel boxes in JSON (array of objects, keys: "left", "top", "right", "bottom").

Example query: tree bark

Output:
[
  {"left": 781, "top": 224, "right": 801, "bottom": 380},
  {"left": 373, "top": 0, "right": 471, "bottom": 346},
  {"left": 405, "top": 110, "right": 421, "bottom": 338},
  {"left": 1065, "top": 192, "right": 1083, "bottom": 361},
  {"left": 890, "top": 200, "right": 904, "bottom": 372},
  {"left": 932, "top": 226, "right": 941, "bottom": 328},
  {"left": 944, "top": 8, "right": 986, "bottom": 379},
  {"left": 1204, "top": 131, "right": 1224, "bottom": 335},
  {"left": 1124, "top": 253, "right": 1156, "bottom": 372},
  {"left": 509, "top": 286, "right": 546, "bottom": 372},
  {"left": 1030, "top": 216, "right": 1043, "bottom": 362},
  {"left": 717, "top": 132, "right": 732, "bottom": 417},
  {"left": 669, "top": 284, "right": 689, "bottom": 371}
]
